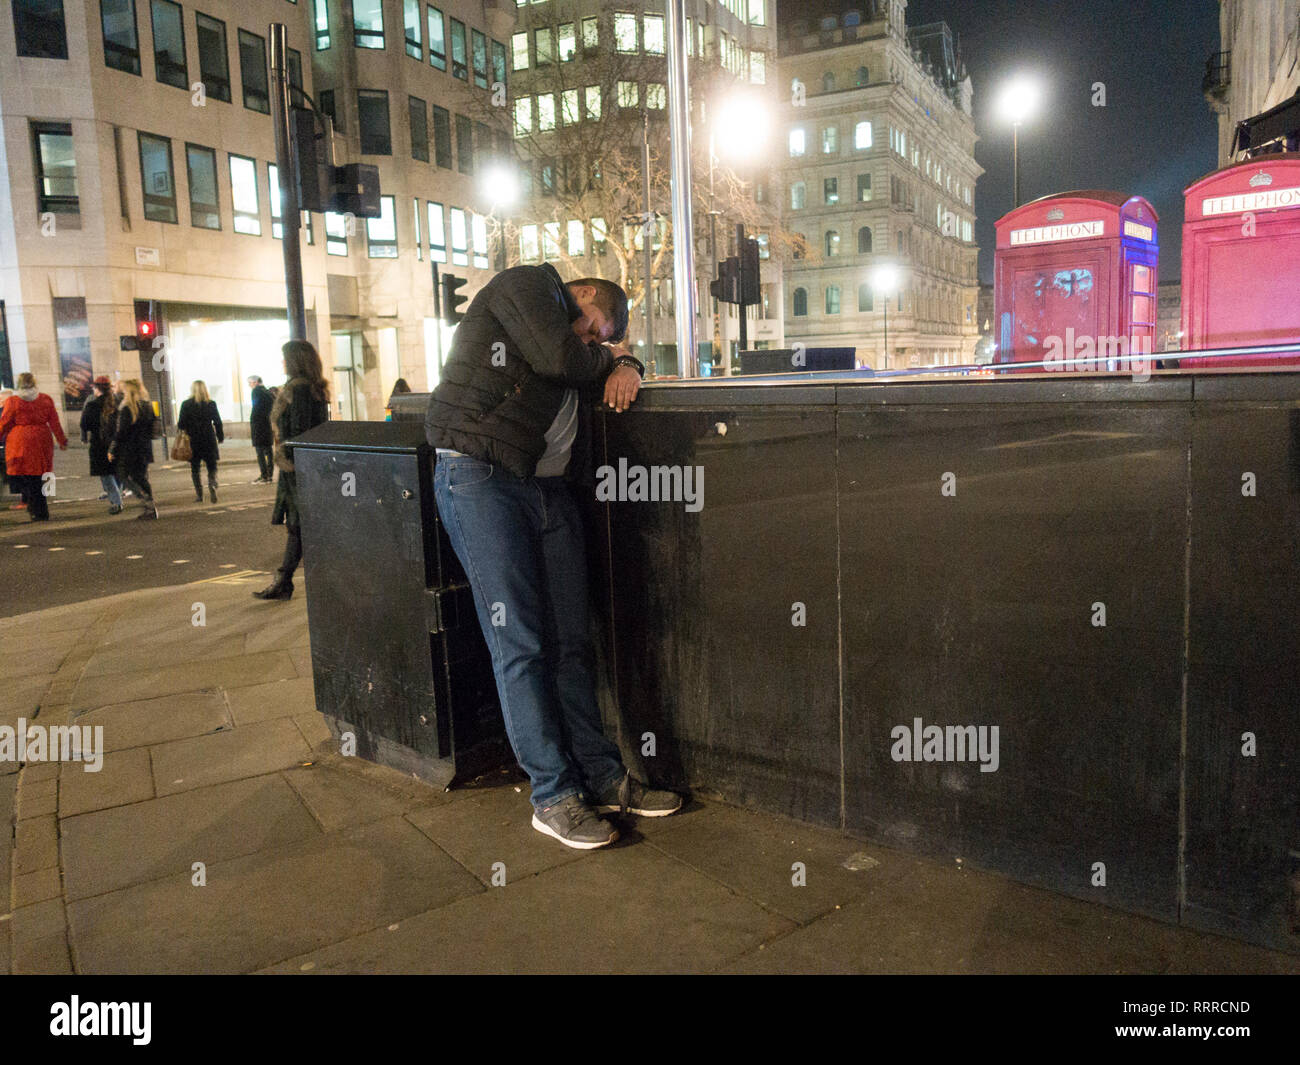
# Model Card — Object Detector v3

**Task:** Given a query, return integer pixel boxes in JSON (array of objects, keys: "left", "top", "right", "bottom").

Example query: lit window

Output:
[
  {"left": 404, "top": 0, "right": 422, "bottom": 58},
  {"left": 269, "top": 162, "right": 313, "bottom": 243},
  {"left": 314, "top": 0, "right": 330, "bottom": 50},
  {"left": 824, "top": 177, "right": 838, "bottom": 205},
  {"left": 427, "top": 201, "right": 446, "bottom": 261},
  {"left": 582, "top": 16, "right": 598, "bottom": 49},
  {"left": 520, "top": 223, "right": 539, "bottom": 263},
  {"left": 354, "top": 0, "right": 384, "bottom": 49},
  {"left": 32, "top": 122, "right": 78, "bottom": 214},
  {"left": 614, "top": 13, "right": 637, "bottom": 52},
  {"left": 511, "top": 31, "right": 528, "bottom": 69},
  {"left": 788, "top": 128, "right": 805, "bottom": 156},
  {"left": 450, "top": 207, "right": 468, "bottom": 265},
  {"left": 585, "top": 85, "right": 601, "bottom": 120},
  {"left": 559, "top": 23, "right": 575, "bottom": 60},
  {"left": 591, "top": 216, "right": 607, "bottom": 253},
  {"left": 749, "top": 0, "right": 766, "bottom": 26},
  {"left": 825, "top": 285, "right": 841, "bottom": 314},
  {"left": 750, "top": 51, "right": 765, "bottom": 84},
  {"left": 472, "top": 213, "right": 488, "bottom": 268},
  {"left": 854, "top": 121, "right": 872, "bottom": 149},
  {"left": 428, "top": 7, "right": 445, "bottom": 70},
  {"left": 825, "top": 230, "right": 840, "bottom": 257},
  {"left": 534, "top": 27, "right": 554, "bottom": 65},
  {"left": 561, "top": 89, "right": 579, "bottom": 124},
  {"left": 537, "top": 93, "right": 555, "bottom": 130},
  {"left": 514, "top": 96, "right": 532, "bottom": 137},
  {"left": 617, "top": 81, "right": 638, "bottom": 108},
  {"left": 472, "top": 29, "right": 488, "bottom": 87},
  {"left": 790, "top": 181, "right": 805, "bottom": 210},
  {"left": 325, "top": 211, "right": 348, "bottom": 255},
  {"left": 643, "top": 14, "right": 664, "bottom": 54},
  {"left": 823, "top": 125, "right": 838, "bottom": 153},
  {"left": 543, "top": 221, "right": 560, "bottom": 258},
  {"left": 646, "top": 84, "right": 665, "bottom": 109},
  {"left": 228, "top": 153, "right": 259, "bottom": 234},
  {"left": 567, "top": 219, "right": 585, "bottom": 256},
  {"left": 413, "top": 199, "right": 422, "bottom": 260}
]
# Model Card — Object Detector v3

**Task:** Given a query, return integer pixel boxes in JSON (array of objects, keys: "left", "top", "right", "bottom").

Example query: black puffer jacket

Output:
[{"left": 425, "top": 263, "right": 616, "bottom": 483}]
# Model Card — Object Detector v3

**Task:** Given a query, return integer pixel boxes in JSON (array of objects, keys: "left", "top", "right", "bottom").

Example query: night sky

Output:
[{"left": 897, "top": 0, "right": 1221, "bottom": 282}]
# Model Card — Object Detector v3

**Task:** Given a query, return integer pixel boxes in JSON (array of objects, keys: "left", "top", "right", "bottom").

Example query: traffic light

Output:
[
  {"left": 710, "top": 256, "right": 740, "bottom": 304},
  {"left": 739, "top": 236, "right": 761, "bottom": 306},
  {"left": 134, "top": 299, "right": 159, "bottom": 346},
  {"left": 441, "top": 273, "right": 468, "bottom": 325}
]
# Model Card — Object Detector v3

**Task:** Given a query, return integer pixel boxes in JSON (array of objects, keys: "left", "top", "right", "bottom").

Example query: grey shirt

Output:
[{"left": 533, "top": 387, "right": 578, "bottom": 476}]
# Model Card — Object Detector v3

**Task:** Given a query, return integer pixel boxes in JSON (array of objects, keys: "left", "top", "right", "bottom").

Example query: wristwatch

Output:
[{"left": 611, "top": 354, "right": 645, "bottom": 377}]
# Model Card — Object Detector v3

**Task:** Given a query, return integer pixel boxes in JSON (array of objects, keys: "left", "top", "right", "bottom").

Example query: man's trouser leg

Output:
[
  {"left": 433, "top": 455, "right": 591, "bottom": 810},
  {"left": 535, "top": 476, "right": 625, "bottom": 797}
]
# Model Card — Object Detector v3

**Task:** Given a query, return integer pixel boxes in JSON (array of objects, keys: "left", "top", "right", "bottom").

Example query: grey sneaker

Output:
[
  {"left": 592, "top": 771, "right": 683, "bottom": 818},
  {"left": 531, "top": 795, "right": 619, "bottom": 850}
]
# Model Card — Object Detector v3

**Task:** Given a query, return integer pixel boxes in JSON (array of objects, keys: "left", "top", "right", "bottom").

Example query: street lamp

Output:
[
  {"left": 871, "top": 262, "right": 901, "bottom": 369},
  {"left": 997, "top": 77, "right": 1040, "bottom": 209},
  {"left": 480, "top": 164, "right": 520, "bottom": 271}
]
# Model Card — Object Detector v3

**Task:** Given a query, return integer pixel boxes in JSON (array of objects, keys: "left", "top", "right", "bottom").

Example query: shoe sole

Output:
[
  {"left": 531, "top": 813, "right": 618, "bottom": 849},
  {"left": 593, "top": 803, "right": 682, "bottom": 817}
]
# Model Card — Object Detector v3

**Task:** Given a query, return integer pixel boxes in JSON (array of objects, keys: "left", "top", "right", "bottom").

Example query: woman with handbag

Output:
[
  {"left": 175, "top": 380, "right": 224, "bottom": 503},
  {"left": 108, "top": 379, "right": 159, "bottom": 520},
  {"left": 254, "top": 340, "right": 330, "bottom": 601}
]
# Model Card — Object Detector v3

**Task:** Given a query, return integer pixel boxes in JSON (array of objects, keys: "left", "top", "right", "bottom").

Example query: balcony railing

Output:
[{"left": 1203, "top": 51, "right": 1230, "bottom": 99}]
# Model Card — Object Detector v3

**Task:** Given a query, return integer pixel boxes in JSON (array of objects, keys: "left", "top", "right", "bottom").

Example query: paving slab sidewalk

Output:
[{"left": 1, "top": 580, "right": 1297, "bottom": 974}]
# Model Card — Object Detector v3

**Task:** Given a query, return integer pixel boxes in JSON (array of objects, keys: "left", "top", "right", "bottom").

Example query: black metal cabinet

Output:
[{"left": 288, "top": 421, "right": 509, "bottom": 787}]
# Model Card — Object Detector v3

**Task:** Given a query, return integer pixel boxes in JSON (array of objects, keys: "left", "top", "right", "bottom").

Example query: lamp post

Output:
[
  {"left": 871, "top": 262, "right": 901, "bottom": 369},
  {"left": 998, "top": 77, "right": 1040, "bottom": 209}
]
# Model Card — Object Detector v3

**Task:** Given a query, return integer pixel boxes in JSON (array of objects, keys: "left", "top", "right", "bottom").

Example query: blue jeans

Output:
[
  {"left": 433, "top": 453, "right": 626, "bottom": 810},
  {"left": 100, "top": 475, "right": 122, "bottom": 507}
]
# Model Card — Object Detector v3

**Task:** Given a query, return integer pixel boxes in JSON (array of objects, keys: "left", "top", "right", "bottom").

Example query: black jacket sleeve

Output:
[
  {"left": 80, "top": 402, "right": 93, "bottom": 443},
  {"left": 211, "top": 402, "right": 224, "bottom": 443},
  {"left": 176, "top": 399, "right": 191, "bottom": 435},
  {"left": 485, "top": 267, "right": 613, "bottom": 385}
]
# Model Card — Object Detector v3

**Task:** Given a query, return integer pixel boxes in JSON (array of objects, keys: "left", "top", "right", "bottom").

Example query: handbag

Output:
[{"left": 171, "top": 430, "right": 192, "bottom": 462}]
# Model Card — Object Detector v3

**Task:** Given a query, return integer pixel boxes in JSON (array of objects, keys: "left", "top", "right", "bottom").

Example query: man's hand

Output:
[{"left": 604, "top": 364, "right": 641, "bottom": 413}]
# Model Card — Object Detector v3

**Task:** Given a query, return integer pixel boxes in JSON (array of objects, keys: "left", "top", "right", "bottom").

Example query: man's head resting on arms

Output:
[{"left": 567, "top": 277, "right": 629, "bottom": 347}]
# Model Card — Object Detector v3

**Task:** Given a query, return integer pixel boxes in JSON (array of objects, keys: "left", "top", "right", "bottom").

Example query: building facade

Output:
[
  {"left": 0, "top": 0, "right": 515, "bottom": 428},
  {"left": 1204, "top": 0, "right": 1300, "bottom": 165},
  {"left": 777, "top": 0, "right": 981, "bottom": 370},
  {"left": 504, "top": 0, "right": 782, "bottom": 376}
]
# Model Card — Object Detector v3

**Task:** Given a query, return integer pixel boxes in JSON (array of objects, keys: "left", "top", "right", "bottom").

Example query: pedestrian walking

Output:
[
  {"left": 248, "top": 375, "right": 274, "bottom": 483},
  {"left": 108, "top": 379, "right": 159, "bottom": 520},
  {"left": 0, "top": 372, "right": 68, "bottom": 522},
  {"left": 80, "top": 376, "right": 122, "bottom": 514},
  {"left": 176, "top": 380, "right": 224, "bottom": 503},
  {"left": 253, "top": 340, "right": 330, "bottom": 601},
  {"left": 425, "top": 265, "right": 681, "bottom": 849}
]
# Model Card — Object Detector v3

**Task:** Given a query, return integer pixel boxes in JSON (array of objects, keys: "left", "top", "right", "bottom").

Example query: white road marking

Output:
[
  {"left": 219, "top": 563, "right": 236, "bottom": 569},
  {"left": 126, "top": 554, "right": 142, "bottom": 559},
  {"left": 172, "top": 559, "right": 190, "bottom": 564},
  {"left": 14, "top": 545, "right": 29, "bottom": 549},
  {"left": 48, "top": 547, "right": 66, "bottom": 551},
  {"left": 86, "top": 550, "right": 104, "bottom": 555}
]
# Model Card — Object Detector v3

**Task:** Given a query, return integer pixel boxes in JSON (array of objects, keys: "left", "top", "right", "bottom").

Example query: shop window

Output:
[
  {"left": 358, "top": 90, "right": 392, "bottom": 155},
  {"left": 354, "top": 0, "right": 384, "bottom": 49},
  {"left": 101, "top": 0, "right": 140, "bottom": 75},
  {"left": 151, "top": 0, "right": 186, "bottom": 89},
  {"left": 185, "top": 144, "right": 219, "bottom": 229},
  {"left": 32, "top": 121, "right": 78, "bottom": 214},
  {"left": 367, "top": 195, "right": 398, "bottom": 258},
  {"left": 239, "top": 29, "right": 269, "bottom": 113},
  {"left": 139, "top": 132, "right": 177, "bottom": 223},
  {"left": 14, "top": 0, "right": 68, "bottom": 58},
  {"left": 228, "top": 153, "right": 259, "bottom": 234},
  {"left": 52, "top": 297, "right": 90, "bottom": 410}
]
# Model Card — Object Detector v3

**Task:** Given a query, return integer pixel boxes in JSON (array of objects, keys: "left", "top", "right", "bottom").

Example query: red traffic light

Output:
[{"left": 137, "top": 320, "right": 156, "bottom": 339}]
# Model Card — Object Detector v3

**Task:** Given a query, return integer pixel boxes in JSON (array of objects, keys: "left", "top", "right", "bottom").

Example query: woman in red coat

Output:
[{"left": 0, "top": 372, "right": 68, "bottom": 522}]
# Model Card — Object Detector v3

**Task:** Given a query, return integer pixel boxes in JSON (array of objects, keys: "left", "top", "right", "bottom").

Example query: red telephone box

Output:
[
  {"left": 1181, "top": 155, "right": 1300, "bottom": 368},
  {"left": 994, "top": 191, "right": 1158, "bottom": 372}
]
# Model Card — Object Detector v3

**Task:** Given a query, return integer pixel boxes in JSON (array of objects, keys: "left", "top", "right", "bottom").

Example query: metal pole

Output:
[
  {"left": 641, "top": 110, "right": 655, "bottom": 369},
  {"left": 884, "top": 300, "right": 889, "bottom": 367},
  {"left": 431, "top": 260, "right": 444, "bottom": 377},
  {"left": 1012, "top": 123, "right": 1020, "bottom": 209},
  {"left": 736, "top": 222, "right": 747, "bottom": 356},
  {"left": 665, "top": 0, "right": 697, "bottom": 378},
  {"left": 270, "top": 23, "right": 306, "bottom": 341},
  {"left": 709, "top": 132, "right": 720, "bottom": 371}
]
